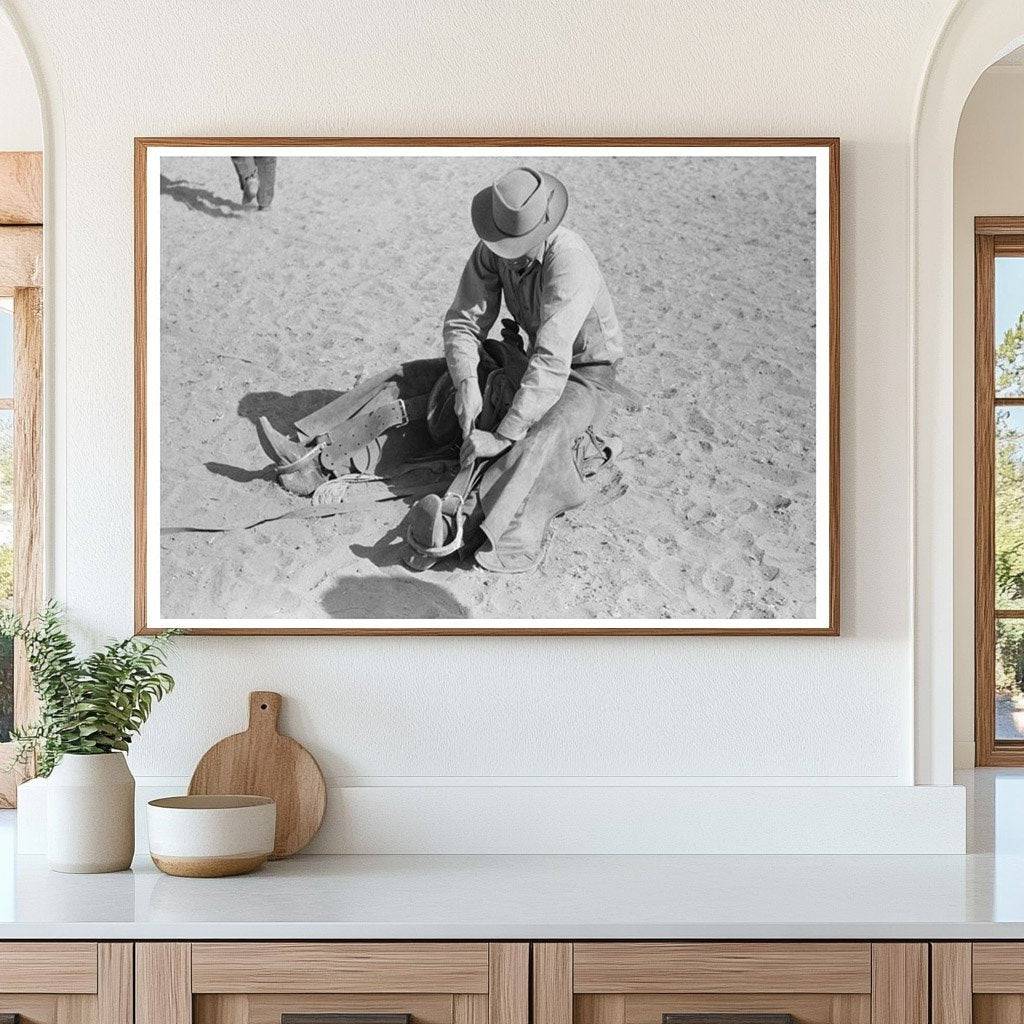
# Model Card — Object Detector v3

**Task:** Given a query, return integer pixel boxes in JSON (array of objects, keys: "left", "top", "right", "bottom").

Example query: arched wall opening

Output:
[
  {"left": 914, "top": 0, "right": 1024, "bottom": 784},
  {"left": 952, "top": 46, "right": 1024, "bottom": 767}
]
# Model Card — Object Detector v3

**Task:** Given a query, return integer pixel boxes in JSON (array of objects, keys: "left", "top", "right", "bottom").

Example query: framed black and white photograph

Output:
[{"left": 135, "top": 137, "right": 839, "bottom": 636}]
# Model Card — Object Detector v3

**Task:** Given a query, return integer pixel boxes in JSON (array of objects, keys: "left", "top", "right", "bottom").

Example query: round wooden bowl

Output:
[{"left": 147, "top": 795, "right": 276, "bottom": 878}]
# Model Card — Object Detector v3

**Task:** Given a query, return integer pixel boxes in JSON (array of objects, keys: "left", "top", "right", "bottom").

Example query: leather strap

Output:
[
  {"left": 162, "top": 481, "right": 440, "bottom": 534},
  {"left": 293, "top": 365, "right": 401, "bottom": 442},
  {"left": 319, "top": 395, "right": 428, "bottom": 472},
  {"left": 441, "top": 459, "right": 482, "bottom": 517}
]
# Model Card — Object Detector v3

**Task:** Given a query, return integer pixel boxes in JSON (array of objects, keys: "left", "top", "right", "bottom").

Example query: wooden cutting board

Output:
[{"left": 188, "top": 691, "right": 326, "bottom": 859}]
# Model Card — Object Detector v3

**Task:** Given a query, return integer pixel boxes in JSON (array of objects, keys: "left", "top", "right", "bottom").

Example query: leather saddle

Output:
[{"left": 260, "top": 362, "right": 443, "bottom": 496}]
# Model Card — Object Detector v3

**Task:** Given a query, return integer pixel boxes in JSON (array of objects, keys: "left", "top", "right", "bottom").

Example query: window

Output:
[
  {"left": 0, "top": 151, "right": 42, "bottom": 806},
  {"left": 975, "top": 220, "right": 1024, "bottom": 764},
  {"left": 0, "top": 287, "right": 40, "bottom": 805},
  {"left": 0, "top": 299, "right": 11, "bottom": 744}
]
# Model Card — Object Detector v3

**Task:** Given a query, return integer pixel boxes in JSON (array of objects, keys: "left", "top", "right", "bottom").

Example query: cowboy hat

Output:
[{"left": 471, "top": 167, "right": 568, "bottom": 259}]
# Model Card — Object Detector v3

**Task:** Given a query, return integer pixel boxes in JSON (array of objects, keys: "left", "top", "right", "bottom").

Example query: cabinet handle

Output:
[
  {"left": 664, "top": 1016, "right": 796, "bottom": 1024},
  {"left": 283, "top": 1016, "right": 411, "bottom": 1024}
]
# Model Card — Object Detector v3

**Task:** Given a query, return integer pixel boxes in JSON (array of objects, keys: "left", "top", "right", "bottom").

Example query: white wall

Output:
[
  {"left": 1, "top": 0, "right": 971, "bottom": 851},
  {"left": 0, "top": 9, "right": 39, "bottom": 151},
  {"left": 952, "top": 65, "right": 1024, "bottom": 768}
]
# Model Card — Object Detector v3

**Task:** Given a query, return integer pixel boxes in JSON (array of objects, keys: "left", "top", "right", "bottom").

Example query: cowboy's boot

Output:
[
  {"left": 231, "top": 156, "right": 259, "bottom": 206},
  {"left": 255, "top": 156, "right": 277, "bottom": 210},
  {"left": 258, "top": 416, "right": 329, "bottom": 497}
]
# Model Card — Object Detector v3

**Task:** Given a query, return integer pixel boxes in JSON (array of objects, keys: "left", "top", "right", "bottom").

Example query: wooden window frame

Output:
[
  {"left": 0, "top": 151, "right": 43, "bottom": 806},
  {"left": 974, "top": 217, "right": 1024, "bottom": 764}
]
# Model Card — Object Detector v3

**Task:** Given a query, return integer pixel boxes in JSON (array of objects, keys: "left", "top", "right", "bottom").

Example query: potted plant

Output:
[{"left": 2, "top": 603, "right": 177, "bottom": 873}]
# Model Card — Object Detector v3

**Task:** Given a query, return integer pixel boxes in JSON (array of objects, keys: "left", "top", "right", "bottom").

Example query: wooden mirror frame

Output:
[{"left": 0, "top": 151, "right": 43, "bottom": 807}]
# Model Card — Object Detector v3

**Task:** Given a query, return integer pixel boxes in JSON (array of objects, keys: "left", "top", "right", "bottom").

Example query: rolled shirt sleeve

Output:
[
  {"left": 442, "top": 243, "right": 501, "bottom": 387},
  {"left": 497, "top": 246, "right": 601, "bottom": 441}
]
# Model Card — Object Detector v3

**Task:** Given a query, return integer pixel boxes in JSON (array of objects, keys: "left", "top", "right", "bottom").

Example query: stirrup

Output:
[
  {"left": 402, "top": 458, "right": 490, "bottom": 571},
  {"left": 403, "top": 494, "right": 466, "bottom": 571}
]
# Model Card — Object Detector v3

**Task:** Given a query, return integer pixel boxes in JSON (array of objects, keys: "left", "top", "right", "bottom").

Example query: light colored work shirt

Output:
[{"left": 442, "top": 226, "right": 624, "bottom": 440}]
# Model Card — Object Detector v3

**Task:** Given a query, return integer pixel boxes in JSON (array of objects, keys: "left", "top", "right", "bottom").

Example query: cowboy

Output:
[
  {"left": 409, "top": 166, "right": 625, "bottom": 572},
  {"left": 230, "top": 155, "right": 277, "bottom": 210}
]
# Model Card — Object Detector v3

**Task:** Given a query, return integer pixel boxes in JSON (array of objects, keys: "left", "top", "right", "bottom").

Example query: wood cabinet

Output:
[
  {"left": 532, "top": 943, "right": 928, "bottom": 1024},
  {"left": 0, "top": 942, "right": 132, "bottom": 1024},
  {"left": 930, "top": 943, "right": 1024, "bottom": 1024},
  {"left": 136, "top": 943, "right": 528, "bottom": 1024},
  {"left": 0, "top": 939, "right": 942, "bottom": 1024}
]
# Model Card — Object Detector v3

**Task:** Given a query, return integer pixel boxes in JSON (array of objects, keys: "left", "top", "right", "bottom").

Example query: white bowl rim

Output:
[{"left": 148, "top": 795, "right": 275, "bottom": 810}]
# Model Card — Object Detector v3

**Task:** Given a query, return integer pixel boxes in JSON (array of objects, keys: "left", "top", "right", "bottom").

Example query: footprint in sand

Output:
[{"left": 687, "top": 409, "right": 716, "bottom": 436}]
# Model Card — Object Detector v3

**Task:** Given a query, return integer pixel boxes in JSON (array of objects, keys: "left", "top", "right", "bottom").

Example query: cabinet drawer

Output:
[
  {"left": 139, "top": 942, "right": 528, "bottom": 1024},
  {"left": 191, "top": 943, "right": 490, "bottom": 993},
  {"left": 973, "top": 943, "right": 1024, "bottom": 992},
  {"left": 533, "top": 944, "right": 925, "bottom": 1024},
  {"left": 572, "top": 944, "right": 872, "bottom": 994},
  {"left": 934, "top": 942, "right": 1024, "bottom": 1024},
  {"left": 0, "top": 942, "right": 130, "bottom": 1024},
  {"left": 196, "top": 993, "right": 461, "bottom": 1024},
  {"left": 0, "top": 942, "right": 98, "bottom": 993}
]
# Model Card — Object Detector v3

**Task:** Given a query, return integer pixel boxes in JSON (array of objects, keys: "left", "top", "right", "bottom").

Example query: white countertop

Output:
[
  {"left": 0, "top": 849, "right": 1022, "bottom": 940},
  {"left": 1, "top": 769, "right": 1022, "bottom": 941}
]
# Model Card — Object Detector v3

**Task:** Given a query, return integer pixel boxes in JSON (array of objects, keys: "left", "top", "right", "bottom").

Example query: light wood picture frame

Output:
[{"left": 135, "top": 137, "right": 840, "bottom": 636}]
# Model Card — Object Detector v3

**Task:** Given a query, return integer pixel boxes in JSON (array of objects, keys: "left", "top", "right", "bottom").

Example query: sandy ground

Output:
[{"left": 157, "top": 153, "right": 818, "bottom": 622}]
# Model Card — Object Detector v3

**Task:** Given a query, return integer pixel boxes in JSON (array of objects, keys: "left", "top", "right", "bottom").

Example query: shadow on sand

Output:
[
  {"left": 237, "top": 389, "right": 343, "bottom": 437},
  {"left": 202, "top": 389, "right": 344, "bottom": 475},
  {"left": 320, "top": 575, "right": 467, "bottom": 619},
  {"left": 160, "top": 175, "right": 244, "bottom": 218},
  {"left": 204, "top": 461, "right": 278, "bottom": 484}
]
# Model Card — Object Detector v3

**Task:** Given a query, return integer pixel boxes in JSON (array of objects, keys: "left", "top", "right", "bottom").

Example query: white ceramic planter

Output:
[{"left": 46, "top": 752, "right": 135, "bottom": 873}]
